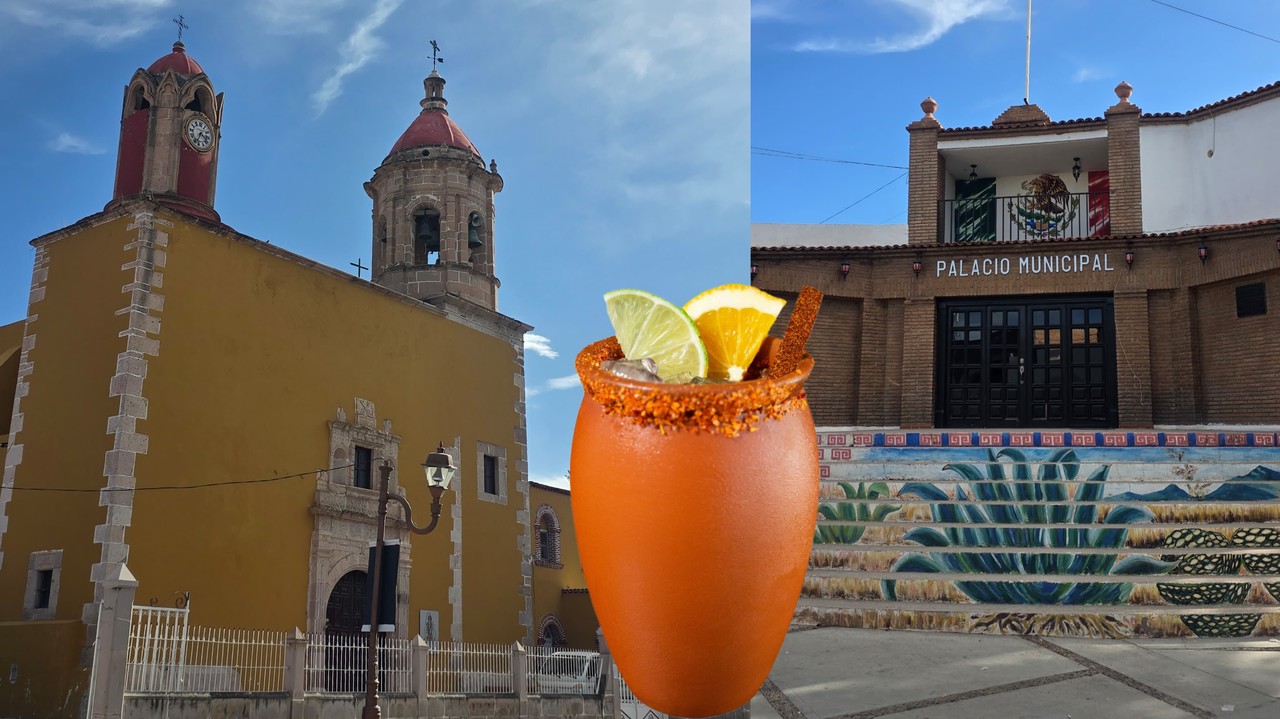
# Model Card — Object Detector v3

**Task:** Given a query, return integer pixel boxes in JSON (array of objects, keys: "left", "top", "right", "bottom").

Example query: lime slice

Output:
[
  {"left": 684, "top": 284, "right": 786, "bottom": 381},
  {"left": 604, "top": 289, "right": 708, "bottom": 381}
]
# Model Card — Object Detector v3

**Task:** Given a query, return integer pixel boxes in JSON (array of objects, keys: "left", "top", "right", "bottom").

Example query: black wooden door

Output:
[
  {"left": 325, "top": 570, "right": 368, "bottom": 691},
  {"left": 938, "top": 296, "right": 1116, "bottom": 428}
]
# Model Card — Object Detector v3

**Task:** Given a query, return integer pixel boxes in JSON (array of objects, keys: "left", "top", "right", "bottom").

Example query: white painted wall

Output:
[{"left": 1141, "top": 95, "right": 1280, "bottom": 232}]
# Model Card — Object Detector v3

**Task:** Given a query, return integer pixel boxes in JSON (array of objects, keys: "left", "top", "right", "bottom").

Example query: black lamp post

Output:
[{"left": 362, "top": 443, "right": 456, "bottom": 719}]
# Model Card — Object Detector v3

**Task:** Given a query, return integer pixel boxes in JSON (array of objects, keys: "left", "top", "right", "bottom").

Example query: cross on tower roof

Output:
[
  {"left": 173, "top": 14, "right": 189, "bottom": 42},
  {"left": 430, "top": 40, "right": 444, "bottom": 71}
]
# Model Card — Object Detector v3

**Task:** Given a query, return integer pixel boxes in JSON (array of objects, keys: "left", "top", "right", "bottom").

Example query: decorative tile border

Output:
[{"left": 818, "top": 430, "right": 1280, "bottom": 449}]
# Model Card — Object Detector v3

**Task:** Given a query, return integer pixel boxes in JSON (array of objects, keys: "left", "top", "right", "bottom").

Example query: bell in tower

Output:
[
  {"left": 105, "top": 32, "right": 223, "bottom": 223},
  {"left": 365, "top": 48, "right": 504, "bottom": 312}
]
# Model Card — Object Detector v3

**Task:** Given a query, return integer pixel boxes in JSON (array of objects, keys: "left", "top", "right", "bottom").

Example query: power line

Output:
[
  {"left": 752, "top": 146, "right": 907, "bottom": 170},
  {"left": 1148, "top": 0, "right": 1280, "bottom": 45},
  {"left": 819, "top": 172, "right": 908, "bottom": 224},
  {"left": 11, "top": 464, "right": 356, "bottom": 493}
]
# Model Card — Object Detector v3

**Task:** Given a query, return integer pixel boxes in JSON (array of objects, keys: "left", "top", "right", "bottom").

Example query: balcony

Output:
[{"left": 940, "top": 190, "right": 1111, "bottom": 244}]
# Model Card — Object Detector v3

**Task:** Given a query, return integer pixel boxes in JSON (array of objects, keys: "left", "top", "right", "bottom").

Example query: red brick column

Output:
[
  {"left": 856, "top": 299, "right": 887, "bottom": 425},
  {"left": 1149, "top": 288, "right": 1199, "bottom": 424},
  {"left": 1105, "top": 82, "right": 1143, "bottom": 236},
  {"left": 907, "top": 98, "right": 943, "bottom": 247},
  {"left": 1114, "top": 289, "right": 1154, "bottom": 427},
  {"left": 899, "top": 298, "right": 935, "bottom": 428}
]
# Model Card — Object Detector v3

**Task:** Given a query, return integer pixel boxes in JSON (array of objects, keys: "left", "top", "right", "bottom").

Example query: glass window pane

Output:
[
  {"left": 1007, "top": 311, "right": 1020, "bottom": 326},
  {"left": 1033, "top": 310, "right": 1045, "bottom": 326},
  {"left": 953, "top": 330, "right": 964, "bottom": 342},
  {"left": 969, "top": 311, "right": 982, "bottom": 326},
  {"left": 1089, "top": 308, "right": 1102, "bottom": 324},
  {"left": 1034, "top": 329, "right": 1046, "bottom": 345},
  {"left": 1049, "top": 329, "right": 1061, "bottom": 345},
  {"left": 1072, "top": 328, "right": 1085, "bottom": 345},
  {"left": 1089, "top": 327, "right": 1099, "bottom": 344},
  {"left": 1071, "top": 308, "right": 1085, "bottom": 324},
  {"left": 953, "top": 311, "right": 965, "bottom": 328},
  {"left": 969, "top": 330, "right": 981, "bottom": 342},
  {"left": 992, "top": 310, "right": 1004, "bottom": 326},
  {"left": 1049, "top": 309, "right": 1061, "bottom": 325}
]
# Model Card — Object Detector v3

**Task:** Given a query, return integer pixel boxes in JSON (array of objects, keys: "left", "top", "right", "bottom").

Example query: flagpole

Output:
[{"left": 1025, "top": 0, "right": 1032, "bottom": 104}]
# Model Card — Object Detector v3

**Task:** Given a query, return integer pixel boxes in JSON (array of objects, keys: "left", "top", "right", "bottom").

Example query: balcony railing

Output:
[{"left": 940, "top": 191, "right": 1110, "bottom": 244}]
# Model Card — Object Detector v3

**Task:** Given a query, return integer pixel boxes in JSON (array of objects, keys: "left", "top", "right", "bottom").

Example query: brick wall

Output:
[
  {"left": 1113, "top": 290, "right": 1153, "bottom": 426},
  {"left": 1148, "top": 288, "right": 1199, "bottom": 423},
  {"left": 1194, "top": 273, "right": 1280, "bottom": 422},
  {"left": 770, "top": 293, "right": 862, "bottom": 426},
  {"left": 907, "top": 107, "right": 942, "bottom": 247}
]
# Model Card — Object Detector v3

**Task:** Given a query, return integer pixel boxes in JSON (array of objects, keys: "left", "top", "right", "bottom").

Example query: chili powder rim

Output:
[{"left": 575, "top": 337, "right": 812, "bottom": 437}]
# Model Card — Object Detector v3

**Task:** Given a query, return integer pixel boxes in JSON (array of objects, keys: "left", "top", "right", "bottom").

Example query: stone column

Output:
[
  {"left": 907, "top": 98, "right": 943, "bottom": 247},
  {"left": 1106, "top": 82, "right": 1143, "bottom": 236},
  {"left": 283, "top": 627, "right": 307, "bottom": 718},
  {"left": 511, "top": 641, "right": 528, "bottom": 700},
  {"left": 1114, "top": 290, "right": 1154, "bottom": 427},
  {"left": 86, "top": 564, "right": 137, "bottom": 719},
  {"left": 412, "top": 635, "right": 430, "bottom": 717}
]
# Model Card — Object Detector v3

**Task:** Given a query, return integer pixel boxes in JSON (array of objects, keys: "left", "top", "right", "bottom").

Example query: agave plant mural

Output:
[
  {"left": 814, "top": 481, "right": 900, "bottom": 544},
  {"left": 883, "top": 449, "right": 1174, "bottom": 607}
]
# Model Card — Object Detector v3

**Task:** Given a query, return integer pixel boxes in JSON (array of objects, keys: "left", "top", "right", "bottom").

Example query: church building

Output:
[{"left": 0, "top": 39, "right": 567, "bottom": 716}]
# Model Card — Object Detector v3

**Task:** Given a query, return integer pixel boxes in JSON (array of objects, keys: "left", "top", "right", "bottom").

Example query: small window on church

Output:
[
  {"left": 354, "top": 446, "right": 373, "bottom": 489},
  {"left": 129, "top": 86, "right": 150, "bottom": 114},
  {"left": 414, "top": 211, "right": 441, "bottom": 265},
  {"left": 483, "top": 454, "right": 498, "bottom": 495}
]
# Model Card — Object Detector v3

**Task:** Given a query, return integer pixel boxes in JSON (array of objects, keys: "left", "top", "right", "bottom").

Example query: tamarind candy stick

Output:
[{"left": 770, "top": 286, "right": 823, "bottom": 377}]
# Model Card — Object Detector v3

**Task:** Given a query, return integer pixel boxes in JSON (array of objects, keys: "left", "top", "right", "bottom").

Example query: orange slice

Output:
[{"left": 683, "top": 284, "right": 786, "bottom": 381}]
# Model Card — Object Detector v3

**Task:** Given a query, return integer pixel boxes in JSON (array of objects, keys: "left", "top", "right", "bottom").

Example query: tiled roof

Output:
[
  {"left": 940, "top": 116, "right": 1105, "bottom": 134},
  {"left": 1143, "top": 80, "right": 1280, "bottom": 120},
  {"left": 752, "top": 218, "right": 1280, "bottom": 253}
]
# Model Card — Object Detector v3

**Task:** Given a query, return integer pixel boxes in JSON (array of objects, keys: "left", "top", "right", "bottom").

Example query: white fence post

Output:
[
  {"left": 283, "top": 628, "right": 307, "bottom": 701},
  {"left": 412, "top": 636, "right": 430, "bottom": 715},
  {"left": 598, "top": 627, "right": 619, "bottom": 718},
  {"left": 87, "top": 564, "right": 138, "bottom": 719},
  {"left": 511, "top": 641, "right": 528, "bottom": 700}
]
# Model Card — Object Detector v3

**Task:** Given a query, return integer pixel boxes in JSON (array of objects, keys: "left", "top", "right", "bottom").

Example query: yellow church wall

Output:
[
  {"left": 0, "top": 619, "right": 90, "bottom": 719},
  {"left": 122, "top": 210, "right": 527, "bottom": 641},
  {"left": 0, "top": 319, "right": 25, "bottom": 438},
  {"left": 530, "top": 482, "right": 597, "bottom": 649},
  {"left": 0, "top": 215, "right": 138, "bottom": 622}
]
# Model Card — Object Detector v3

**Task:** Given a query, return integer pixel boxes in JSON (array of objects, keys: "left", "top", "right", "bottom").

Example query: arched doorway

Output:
[
  {"left": 326, "top": 570, "right": 367, "bottom": 635},
  {"left": 324, "top": 570, "right": 367, "bottom": 691}
]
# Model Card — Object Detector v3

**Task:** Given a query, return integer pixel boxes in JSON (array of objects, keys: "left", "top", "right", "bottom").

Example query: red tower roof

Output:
[
  {"left": 390, "top": 110, "right": 481, "bottom": 157},
  {"left": 147, "top": 41, "right": 204, "bottom": 75}
]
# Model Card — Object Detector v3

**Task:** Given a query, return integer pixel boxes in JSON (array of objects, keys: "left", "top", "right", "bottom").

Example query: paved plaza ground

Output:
[{"left": 750, "top": 627, "right": 1280, "bottom": 719}]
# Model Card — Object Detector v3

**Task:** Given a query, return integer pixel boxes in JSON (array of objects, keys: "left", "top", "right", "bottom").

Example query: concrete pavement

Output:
[{"left": 750, "top": 627, "right": 1280, "bottom": 719}]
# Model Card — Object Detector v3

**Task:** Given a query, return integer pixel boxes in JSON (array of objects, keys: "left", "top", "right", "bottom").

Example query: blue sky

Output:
[
  {"left": 0, "top": 1, "right": 748, "bottom": 490},
  {"left": 752, "top": 0, "right": 1280, "bottom": 225}
]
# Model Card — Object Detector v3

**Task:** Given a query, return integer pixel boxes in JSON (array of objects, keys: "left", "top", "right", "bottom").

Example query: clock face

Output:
[{"left": 186, "top": 116, "right": 213, "bottom": 152}]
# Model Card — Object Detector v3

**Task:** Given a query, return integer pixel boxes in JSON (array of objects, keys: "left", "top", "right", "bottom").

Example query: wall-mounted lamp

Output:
[
  {"left": 1072, "top": 157, "right": 1082, "bottom": 182},
  {"left": 750, "top": 264, "right": 759, "bottom": 280},
  {"left": 912, "top": 253, "right": 923, "bottom": 275},
  {"left": 1124, "top": 246, "right": 1135, "bottom": 269},
  {"left": 1275, "top": 238, "right": 1280, "bottom": 254},
  {"left": 969, "top": 164, "right": 978, "bottom": 182},
  {"left": 839, "top": 262, "right": 851, "bottom": 279},
  {"left": 1198, "top": 242, "right": 1209, "bottom": 264}
]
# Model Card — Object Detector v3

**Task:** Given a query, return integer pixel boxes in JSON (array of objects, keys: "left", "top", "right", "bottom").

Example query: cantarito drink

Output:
[{"left": 570, "top": 326, "right": 819, "bottom": 717}]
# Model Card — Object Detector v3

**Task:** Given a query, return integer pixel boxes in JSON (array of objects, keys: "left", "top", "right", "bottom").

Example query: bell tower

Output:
[
  {"left": 105, "top": 39, "right": 223, "bottom": 223},
  {"left": 366, "top": 64, "right": 503, "bottom": 311}
]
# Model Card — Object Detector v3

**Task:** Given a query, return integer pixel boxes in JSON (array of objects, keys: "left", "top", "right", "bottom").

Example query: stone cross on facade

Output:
[
  {"left": 430, "top": 40, "right": 444, "bottom": 70},
  {"left": 349, "top": 258, "right": 368, "bottom": 279},
  {"left": 173, "top": 14, "right": 188, "bottom": 42}
]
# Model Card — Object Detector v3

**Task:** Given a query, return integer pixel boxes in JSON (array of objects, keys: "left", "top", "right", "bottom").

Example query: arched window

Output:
[
  {"left": 534, "top": 505, "right": 561, "bottom": 567},
  {"left": 467, "top": 212, "right": 484, "bottom": 263},
  {"left": 413, "top": 210, "right": 441, "bottom": 265},
  {"left": 538, "top": 614, "right": 566, "bottom": 647}
]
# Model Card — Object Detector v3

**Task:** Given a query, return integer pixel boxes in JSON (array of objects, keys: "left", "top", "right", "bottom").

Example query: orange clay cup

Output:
[{"left": 570, "top": 337, "right": 818, "bottom": 718}]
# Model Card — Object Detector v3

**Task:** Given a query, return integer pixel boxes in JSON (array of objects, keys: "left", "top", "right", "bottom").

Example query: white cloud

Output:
[
  {"left": 311, "top": 0, "right": 403, "bottom": 114},
  {"left": 524, "top": 333, "right": 559, "bottom": 359},
  {"left": 252, "top": 0, "right": 349, "bottom": 34},
  {"left": 546, "top": 375, "right": 581, "bottom": 391},
  {"left": 1, "top": 0, "right": 172, "bottom": 47},
  {"left": 545, "top": 0, "right": 747, "bottom": 213},
  {"left": 48, "top": 132, "right": 105, "bottom": 155},
  {"left": 796, "top": 0, "right": 1009, "bottom": 54},
  {"left": 1073, "top": 66, "right": 1104, "bottom": 84}
]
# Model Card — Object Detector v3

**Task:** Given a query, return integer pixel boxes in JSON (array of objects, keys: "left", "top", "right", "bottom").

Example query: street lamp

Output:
[{"left": 362, "top": 443, "right": 455, "bottom": 719}]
